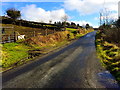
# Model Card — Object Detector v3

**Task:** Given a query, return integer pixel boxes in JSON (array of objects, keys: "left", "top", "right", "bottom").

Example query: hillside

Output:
[{"left": 1, "top": 24, "right": 58, "bottom": 39}]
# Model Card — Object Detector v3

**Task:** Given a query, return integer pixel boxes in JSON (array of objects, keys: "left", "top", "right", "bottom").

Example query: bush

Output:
[
  {"left": 103, "top": 28, "right": 120, "bottom": 46},
  {"left": 71, "top": 31, "right": 77, "bottom": 37},
  {"left": 96, "top": 31, "right": 120, "bottom": 83}
]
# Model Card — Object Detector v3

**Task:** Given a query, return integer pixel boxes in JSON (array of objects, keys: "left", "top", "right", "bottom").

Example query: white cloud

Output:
[
  {"left": 21, "top": 4, "right": 68, "bottom": 23},
  {"left": 63, "top": 0, "right": 119, "bottom": 15},
  {"left": 63, "top": 0, "right": 119, "bottom": 28}
]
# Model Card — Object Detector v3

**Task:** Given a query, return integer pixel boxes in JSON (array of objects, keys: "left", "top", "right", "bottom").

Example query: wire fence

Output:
[{"left": 0, "top": 26, "right": 63, "bottom": 44}]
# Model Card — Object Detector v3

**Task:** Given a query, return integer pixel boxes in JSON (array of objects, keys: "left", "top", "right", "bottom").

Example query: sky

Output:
[{"left": 1, "top": 0, "right": 120, "bottom": 28}]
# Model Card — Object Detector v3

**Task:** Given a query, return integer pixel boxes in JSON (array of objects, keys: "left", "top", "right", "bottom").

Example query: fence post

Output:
[
  {"left": 34, "top": 31, "right": 35, "bottom": 37},
  {"left": 8, "top": 34, "right": 10, "bottom": 42},
  {"left": 45, "top": 28, "right": 47, "bottom": 36},
  {"left": 54, "top": 28, "right": 56, "bottom": 33},
  {"left": 14, "top": 31, "right": 16, "bottom": 42}
]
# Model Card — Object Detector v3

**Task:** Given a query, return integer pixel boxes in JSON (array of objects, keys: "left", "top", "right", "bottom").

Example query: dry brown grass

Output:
[{"left": 102, "top": 28, "right": 120, "bottom": 47}]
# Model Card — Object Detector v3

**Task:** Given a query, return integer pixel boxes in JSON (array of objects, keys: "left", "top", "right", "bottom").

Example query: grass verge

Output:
[{"left": 95, "top": 31, "right": 120, "bottom": 83}]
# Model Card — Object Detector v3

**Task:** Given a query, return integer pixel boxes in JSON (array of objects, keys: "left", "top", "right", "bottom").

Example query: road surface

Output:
[{"left": 2, "top": 31, "right": 120, "bottom": 88}]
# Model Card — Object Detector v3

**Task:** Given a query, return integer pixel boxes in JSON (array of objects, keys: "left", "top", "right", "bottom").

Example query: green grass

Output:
[
  {"left": 66, "top": 28, "right": 87, "bottom": 39},
  {"left": 66, "top": 28, "right": 77, "bottom": 31},
  {"left": 2, "top": 42, "right": 31, "bottom": 68},
  {"left": 76, "top": 34, "right": 84, "bottom": 38},
  {"left": 43, "top": 25, "right": 56, "bottom": 27},
  {"left": 1, "top": 40, "right": 69, "bottom": 69}
]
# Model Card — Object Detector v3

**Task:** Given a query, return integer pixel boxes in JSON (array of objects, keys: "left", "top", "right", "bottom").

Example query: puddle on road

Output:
[
  {"left": 85, "top": 34, "right": 91, "bottom": 37},
  {"left": 97, "top": 71, "right": 120, "bottom": 88}
]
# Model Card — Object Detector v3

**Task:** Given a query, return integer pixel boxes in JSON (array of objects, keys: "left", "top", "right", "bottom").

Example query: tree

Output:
[
  {"left": 6, "top": 8, "right": 21, "bottom": 20},
  {"left": 54, "top": 22, "right": 57, "bottom": 25},
  {"left": 57, "top": 21, "right": 62, "bottom": 26},
  {"left": 85, "top": 23, "right": 90, "bottom": 29},
  {"left": 61, "top": 14, "right": 68, "bottom": 30},
  {"left": 61, "top": 14, "right": 68, "bottom": 22},
  {"left": 49, "top": 20, "right": 52, "bottom": 24},
  {"left": 77, "top": 24, "right": 80, "bottom": 28},
  {"left": 66, "top": 22, "right": 70, "bottom": 27},
  {"left": 99, "top": 8, "right": 111, "bottom": 25},
  {"left": 71, "top": 22, "right": 76, "bottom": 28}
]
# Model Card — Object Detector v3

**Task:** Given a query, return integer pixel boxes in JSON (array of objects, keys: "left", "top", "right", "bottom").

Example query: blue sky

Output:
[{"left": 1, "top": 0, "right": 119, "bottom": 28}]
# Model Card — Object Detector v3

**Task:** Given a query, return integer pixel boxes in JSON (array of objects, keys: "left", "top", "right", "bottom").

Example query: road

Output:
[{"left": 2, "top": 31, "right": 120, "bottom": 88}]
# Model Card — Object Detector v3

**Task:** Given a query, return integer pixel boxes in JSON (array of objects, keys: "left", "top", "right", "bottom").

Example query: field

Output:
[{"left": 66, "top": 28, "right": 77, "bottom": 31}]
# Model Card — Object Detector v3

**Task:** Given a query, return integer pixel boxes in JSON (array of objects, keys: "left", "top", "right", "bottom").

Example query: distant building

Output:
[{"left": 118, "top": 1, "right": 120, "bottom": 18}]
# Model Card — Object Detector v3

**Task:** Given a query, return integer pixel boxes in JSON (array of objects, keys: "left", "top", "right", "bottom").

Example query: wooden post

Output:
[
  {"left": 45, "top": 28, "right": 47, "bottom": 36},
  {"left": 14, "top": 31, "right": 16, "bottom": 42},
  {"left": 34, "top": 31, "right": 35, "bottom": 37},
  {"left": 8, "top": 34, "right": 10, "bottom": 42},
  {"left": 45, "top": 26, "right": 47, "bottom": 36},
  {"left": 54, "top": 28, "right": 56, "bottom": 33}
]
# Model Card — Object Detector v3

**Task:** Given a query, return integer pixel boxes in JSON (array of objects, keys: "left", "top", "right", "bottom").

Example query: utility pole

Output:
[
  {"left": 105, "top": 8, "right": 108, "bottom": 25},
  {"left": 100, "top": 12, "right": 102, "bottom": 26},
  {"left": 118, "top": 1, "right": 120, "bottom": 18}
]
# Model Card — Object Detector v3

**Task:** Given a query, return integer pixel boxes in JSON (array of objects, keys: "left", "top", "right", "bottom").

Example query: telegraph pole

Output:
[{"left": 100, "top": 12, "right": 102, "bottom": 26}]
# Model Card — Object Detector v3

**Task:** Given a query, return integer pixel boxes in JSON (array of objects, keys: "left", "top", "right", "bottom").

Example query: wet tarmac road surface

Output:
[{"left": 2, "top": 31, "right": 120, "bottom": 88}]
